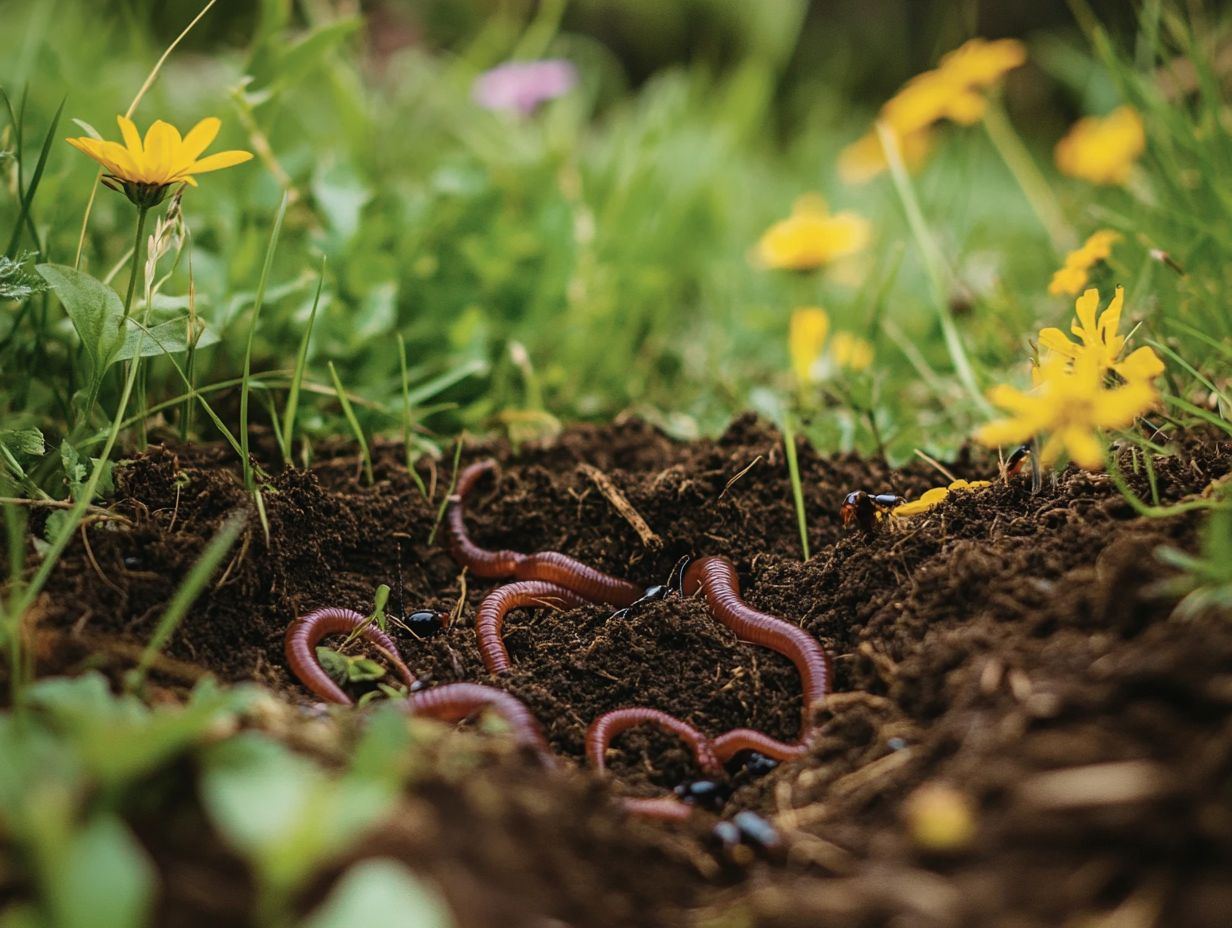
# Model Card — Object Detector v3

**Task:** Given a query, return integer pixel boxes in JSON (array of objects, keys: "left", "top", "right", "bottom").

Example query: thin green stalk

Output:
[
  {"left": 240, "top": 193, "right": 289, "bottom": 491},
  {"left": 328, "top": 361, "right": 373, "bottom": 485},
  {"left": 126, "top": 511, "right": 244, "bottom": 692},
  {"left": 5, "top": 322, "right": 149, "bottom": 700},
  {"left": 397, "top": 333, "right": 428, "bottom": 498},
  {"left": 877, "top": 121, "right": 989, "bottom": 414},
  {"left": 782, "top": 415, "right": 811, "bottom": 561},
  {"left": 122, "top": 208, "right": 149, "bottom": 323},
  {"left": 281, "top": 257, "right": 325, "bottom": 466},
  {"left": 1107, "top": 453, "right": 1230, "bottom": 518},
  {"left": 428, "top": 438, "right": 464, "bottom": 546},
  {"left": 981, "top": 101, "right": 1072, "bottom": 255}
]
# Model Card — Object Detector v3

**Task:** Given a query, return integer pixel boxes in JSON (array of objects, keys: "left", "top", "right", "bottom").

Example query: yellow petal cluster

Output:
[
  {"left": 976, "top": 352, "right": 1157, "bottom": 470},
  {"left": 67, "top": 115, "right": 253, "bottom": 207},
  {"left": 839, "top": 37, "right": 1026, "bottom": 184},
  {"left": 788, "top": 306, "right": 875, "bottom": 384},
  {"left": 1054, "top": 106, "right": 1145, "bottom": 186},
  {"left": 1048, "top": 230, "right": 1120, "bottom": 296},
  {"left": 1037, "top": 286, "right": 1164, "bottom": 383},
  {"left": 892, "top": 479, "right": 992, "bottom": 517},
  {"left": 757, "top": 195, "right": 871, "bottom": 272}
]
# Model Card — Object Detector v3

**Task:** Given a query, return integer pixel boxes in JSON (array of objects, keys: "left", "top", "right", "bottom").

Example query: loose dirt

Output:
[{"left": 12, "top": 416, "right": 1232, "bottom": 927}]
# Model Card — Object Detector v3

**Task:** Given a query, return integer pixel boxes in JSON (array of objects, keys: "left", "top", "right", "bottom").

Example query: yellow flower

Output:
[
  {"left": 1047, "top": 230, "right": 1121, "bottom": 296},
  {"left": 892, "top": 479, "right": 992, "bottom": 518},
  {"left": 830, "top": 331, "right": 875, "bottom": 371},
  {"left": 976, "top": 352, "right": 1157, "bottom": 470},
  {"left": 1038, "top": 286, "right": 1164, "bottom": 382},
  {"left": 937, "top": 38, "right": 1028, "bottom": 88},
  {"left": 757, "top": 195, "right": 871, "bottom": 271},
  {"left": 1054, "top": 106, "right": 1145, "bottom": 186},
  {"left": 67, "top": 115, "right": 253, "bottom": 208},
  {"left": 788, "top": 307, "right": 875, "bottom": 384},
  {"left": 789, "top": 307, "right": 830, "bottom": 384},
  {"left": 839, "top": 37, "right": 1025, "bottom": 184}
]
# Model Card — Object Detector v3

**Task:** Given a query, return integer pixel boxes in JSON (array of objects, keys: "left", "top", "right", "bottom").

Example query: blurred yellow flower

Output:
[
  {"left": 976, "top": 352, "right": 1157, "bottom": 470},
  {"left": 839, "top": 36, "right": 1026, "bottom": 184},
  {"left": 757, "top": 195, "right": 871, "bottom": 271},
  {"left": 830, "top": 331, "right": 875, "bottom": 371},
  {"left": 1038, "top": 286, "right": 1164, "bottom": 383},
  {"left": 67, "top": 115, "right": 253, "bottom": 208},
  {"left": 892, "top": 479, "right": 992, "bottom": 517},
  {"left": 1048, "top": 230, "right": 1121, "bottom": 296},
  {"left": 789, "top": 307, "right": 830, "bottom": 384},
  {"left": 1054, "top": 106, "right": 1145, "bottom": 185},
  {"left": 788, "top": 307, "right": 875, "bottom": 384}
]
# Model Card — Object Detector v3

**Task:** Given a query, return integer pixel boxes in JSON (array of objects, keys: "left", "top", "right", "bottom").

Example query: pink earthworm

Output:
[
  {"left": 586, "top": 707, "right": 723, "bottom": 820},
  {"left": 683, "top": 556, "right": 832, "bottom": 727},
  {"left": 713, "top": 728, "right": 810, "bottom": 763},
  {"left": 446, "top": 459, "right": 642, "bottom": 607},
  {"left": 475, "top": 580, "right": 592, "bottom": 675},
  {"left": 405, "top": 682, "right": 555, "bottom": 765},
  {"left": 285, "top": 607, "right": 417, "bottom": 705}
]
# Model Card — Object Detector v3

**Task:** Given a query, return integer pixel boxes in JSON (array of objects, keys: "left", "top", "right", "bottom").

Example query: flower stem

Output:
[
  {"left": 123, "top": 206, "right": 149, "bottom": 323},
  {"left": 982, "top": 101, "right": 1072, "bottom": 255},
  {"left": 876, "top": 121, "right": 990, "bottom": 414}
]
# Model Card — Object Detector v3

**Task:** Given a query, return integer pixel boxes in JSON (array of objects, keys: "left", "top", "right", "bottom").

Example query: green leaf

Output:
[
  {"left": 36, "top": 264, "right": 126, "bottom": 378},
  {"left": 47, "top": 814, "right": 155, "bottom": 928},
  {"left": 299, "top": 859, "right": 452, "bottom": 928},
  {"left": 0, "top": 428, "right": 44, "bottom": 462},
  {"left": 113, "top": 316, "right": 221, "bottom": 362}
]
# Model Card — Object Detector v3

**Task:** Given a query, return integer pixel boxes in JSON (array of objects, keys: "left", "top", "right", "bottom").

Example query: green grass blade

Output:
[
  {"left": 397, "top": 332, "right": 428, "bottom": 498},
  {"left": 782, "top": 415, "right": 810, "bottom": 561},
  {"left": 328, "top": 361, "right": 373, "bottom": 485},
  {"left": 5, "top": 94, "right": 64, "bottom": 257},
  {"left": 281, "top": 256, "right": 326, "bottom": 466},
  {"left": 240, "top": 193, "right": 289, "bottom": 491}
]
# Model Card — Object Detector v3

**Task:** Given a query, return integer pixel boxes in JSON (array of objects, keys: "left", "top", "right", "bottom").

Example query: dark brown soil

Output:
[{"left": 13, "top": 416, "right": 1232, "bottom": 927}]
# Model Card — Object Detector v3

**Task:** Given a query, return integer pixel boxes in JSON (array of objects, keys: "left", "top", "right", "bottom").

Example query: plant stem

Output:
[
  {"left": 877, "top": 121, "right": 990, "bottom": 414},
  {"left": 982, "top": 101, "right": 1072, "bottom": 255},
  {"left": 782, "top": 414, "right": 811, "bottom": 561},
  {"left": 122, "top": 207, "right": 148, "bottom": 323}
]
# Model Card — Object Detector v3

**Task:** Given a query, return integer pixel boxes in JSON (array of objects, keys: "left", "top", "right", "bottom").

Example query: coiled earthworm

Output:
[
  {"left": 446, "top": 460, "right": 527, "bottom": 578},
  {"left": 447, "top": 459, "right": 643, "bottom": 607},
  {"left": 713, "top": 728, "right": 810, "bottom": 763},
  {"left": 285, "top": 607, "right": 417, "bottom": 705},
  {"left": 586, "top": 707, "right": 722, "bottom": 777},
  {"left": 683, "top": 556, "right": 831, "bottom": 726},
  {"left": 475, "top": 580, "right": 592, "bottom": 675},
  {"left": 405, "top": 682, "right": 555, "bottom": 765},
  {"left": 586, "top": 707, "right": 722, "bottom": 821}
]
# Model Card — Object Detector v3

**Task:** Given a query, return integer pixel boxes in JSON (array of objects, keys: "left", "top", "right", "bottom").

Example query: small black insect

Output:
[
  {"left": 840, "top": 490, "right": 905, "bottom": 533},
  {"left": 611, "top": 556, "right": 691, "bottom": 619},
  {"left": 673, "top": 779, "right": 730, "bottom": 810}
]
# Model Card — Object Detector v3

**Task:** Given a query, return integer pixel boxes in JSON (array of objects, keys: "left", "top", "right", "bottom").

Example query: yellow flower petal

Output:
[
  {"left": 1097, "top": 285, "right": 1125, "bottom": 347},
  {"left": 182, "top": 149, "right": 254, "bottom": 175},
  {"left": 1048, "top": 265, "right": 1088, "bottom": 296},
  {"left": 893, "top": 486, "right": 951, "bottom": 517},
  {"left": 1072, "top": 288, "right": 1100, "bottom": 344},
  {"left": 1037, "top": 326, "right": 1080, "bottom": 359},
  {"left": 1055, "top": 106, "right": 1145, "bottom": 186},
  {"left": 1061, "top": 425, "right": 1106, "bottom": 470},
  {"left": 1114, "top": 346, "right": 1165, "bottom": 382},
  {"left": 180, "top": 117, "right": 222, "bottom": 162},
  {"left": 117, "top": 115, "right": 143, "bottom": 156}
]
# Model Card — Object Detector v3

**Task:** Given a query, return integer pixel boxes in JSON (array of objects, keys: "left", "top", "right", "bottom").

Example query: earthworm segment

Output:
[
  {"left": 405, "top": 682, "right": 555, "bottom": 765},
  {"left": 683, "top": 556, "right": 832, "bottom": 724},
  {"left": 475, "top": 580, "right": 592, "bottom": 675},
  {"left": 285, "top": 607, "right": 417, "bottom": 706}
]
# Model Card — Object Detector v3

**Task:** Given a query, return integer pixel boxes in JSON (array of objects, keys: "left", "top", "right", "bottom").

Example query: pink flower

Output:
[{"left": 471, "top": 59, "right": 578, "bottom": 115}]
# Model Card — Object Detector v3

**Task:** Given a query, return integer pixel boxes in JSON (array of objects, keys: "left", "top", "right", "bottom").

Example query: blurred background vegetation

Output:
[{"left": 0, "top": 0, "right": 1226, "bottom": 470}]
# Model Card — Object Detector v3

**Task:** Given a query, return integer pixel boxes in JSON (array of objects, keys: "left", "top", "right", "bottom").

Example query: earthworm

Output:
[
  {"left": 713, "top": 728, "right": 810, "bottom": 763},
  {"left": 446, "top": 460, "right": 526, "bottom": 577},
  {"left": 447, "top": 459, "right": 642, "bottom": 606},
  {"left": 405, "top": 682, "right": 555, "bottom": 765},
  {"left": 683, "top": 556, "right": 832, "bottom": 722},
  {"left": 285, "top": 607, "right": 417, "bottom": 705},
  {"left": 586, "top": 707, "right": 722, "bottom": 777},
  {"left": 475, "top": 580, "right": 592, "bottom": 674}
]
